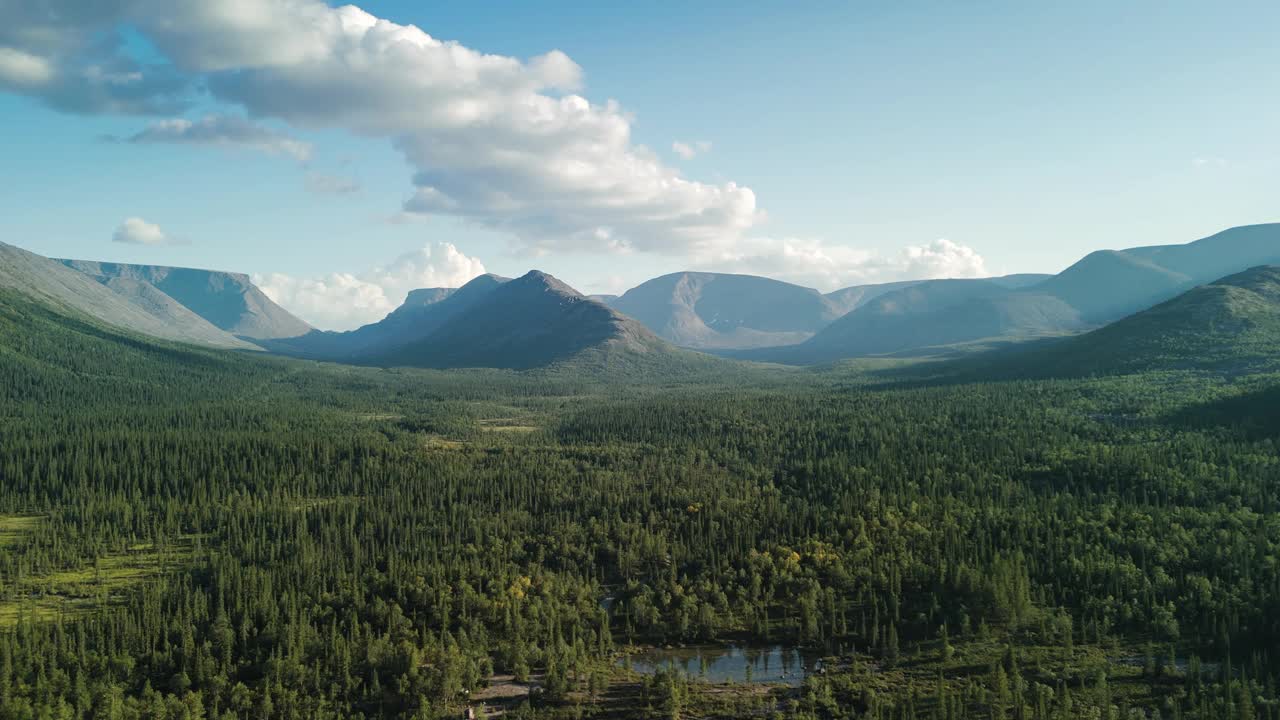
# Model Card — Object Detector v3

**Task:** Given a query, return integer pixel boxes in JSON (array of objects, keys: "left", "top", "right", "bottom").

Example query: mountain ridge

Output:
[
  {"left": 58, "top": 259, "right": 312, "bottom": 340},
  {"left": 0, "top": 242, "right": 258, "bottom": 350}
]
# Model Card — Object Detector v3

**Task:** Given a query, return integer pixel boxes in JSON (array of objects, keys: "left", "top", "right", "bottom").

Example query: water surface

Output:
[{"left": 620, "top": 645, "right": 822, "bottom": 685}]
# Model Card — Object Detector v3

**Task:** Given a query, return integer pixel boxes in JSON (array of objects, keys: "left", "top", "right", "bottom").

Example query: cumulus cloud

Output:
[
  {"left": 254, "top": 242, "right": 486, "bottom": 330},
  {"left": 111, "top": 217, "right": 185, "bottom": 246},
  {"left": 701, "top": 237, "right": 989, "bottom": 290},
  {"left": 121, "top": 114, "right": 313, "bottom": 161},
  {"left": 672, "top": 140, "right": 711, "bottom": 159},
  {"left": 0, "top": 1, "right": 188, "bottom": 115},
  {"left": 0, "top": 0, "right": 760, "bottom": 257}
]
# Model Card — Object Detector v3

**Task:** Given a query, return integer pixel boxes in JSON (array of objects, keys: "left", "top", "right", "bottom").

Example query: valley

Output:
[{"left": 1, "top": 258, "right": 1279, "bottom": 716}]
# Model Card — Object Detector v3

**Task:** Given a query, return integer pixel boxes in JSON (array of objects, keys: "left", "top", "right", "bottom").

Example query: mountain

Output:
[
  {"left": 608, "top": 272, "right": 931, "bottom": 350},
  {"left": 608, "top": 272, "right": 835, "bottom": 349},
  {"left": 756, "top": 279, "right": 1082, "bottom": 362},
  {"left": 987, "top": 273, "right": 1054, "bottom": 289},
  {"left": 1002, "top": 265, "right": 1280, "bottom": 377},
  {"left": 1032, "top": 223, "right": 1280, "bottom": 324},
  {"left": 0, "top": 242, "right": 257, "bottom": 350},
  {"left": 59, "top": 260, "right": 312, "bottom": 340},
  {"left": 821, "top": 280, "right": 926, "bottom": 316},
  {"left": 378, "top": 271, "right": 671, "bottom": 369},
  {"left": 756, "top": 224, "right": 1280, "bottom": 364},
  {"left": 608, "top": 272, "right": 1057, "bottom": 351},
  {"left": 265, "top": 274, "right": 510, "bottom": 360}
]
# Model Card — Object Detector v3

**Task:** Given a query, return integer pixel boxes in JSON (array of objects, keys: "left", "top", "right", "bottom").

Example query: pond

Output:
[{"left": 619, "top": 645, "right": 825, "bottom": 686}]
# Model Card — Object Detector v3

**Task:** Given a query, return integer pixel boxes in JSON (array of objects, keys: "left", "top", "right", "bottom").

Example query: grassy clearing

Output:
[
  {"left": 0, "top": 541, "right": 194, "bottom": 628},
  {"left": 0, "top": 514, "right": 42, "bottom": 547},
  {"left": 289, "top": 496, "right": 360, "bottom": 512},
  {"left": 421, "top": 434, "right": 466, "bottom": 451},
  {"left": 479, "top": 423, "right": 540, "bottom": 433}
]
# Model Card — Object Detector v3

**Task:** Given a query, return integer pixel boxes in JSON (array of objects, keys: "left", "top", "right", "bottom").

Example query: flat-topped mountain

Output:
[
  {"left": 1, "top": 242, "right": 256, "bottom": 349},
  {"left": 59, "top": 260, "right": 312, "bottom": 340}
]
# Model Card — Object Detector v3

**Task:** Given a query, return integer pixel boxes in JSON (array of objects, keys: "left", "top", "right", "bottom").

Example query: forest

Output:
[{"left": 1, "top": 290, "right": 1279, "bottom": 719}]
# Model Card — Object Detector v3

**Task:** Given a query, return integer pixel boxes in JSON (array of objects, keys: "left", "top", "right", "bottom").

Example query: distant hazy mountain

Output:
[
  {"left": 1, "top": 242, "right": 257, "bottom": 350},
  {"left": 821, "top": 280, "right": 927, "bottom": 317},
  {"left": 754, "top": 279, "right": 1081, "bottom": 362},
  {"left": 609, "top": 272, "right": 841, "bottom": 349},
  {"left": 378, "top": 271, "right": 670, "bottom": 369},
  {"left": 987, "top": 273, "right": 1054, "bottom": 289},
  {"left": 757, "top": 224, "right": 1280, "bottom": 363},
  {"left": 608, "top": 272, "right": 1055, "bottom": 350},
  {"left": 1003, "top": 265, "right": 1280, "bottom": 377},
  {"left": 266, "top": 274, "right": 509, "bottom": 360},
  {"left": 59, "top": 260, "right": 311, "bottom": 340},
  {"left": 1033, "top": 224, "right": 1280, "bottom": 323}
]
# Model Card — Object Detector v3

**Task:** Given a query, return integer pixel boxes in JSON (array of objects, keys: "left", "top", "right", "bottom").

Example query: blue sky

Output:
[{"left": 1, "top": 1, "right": 1277, "bottom": 329}]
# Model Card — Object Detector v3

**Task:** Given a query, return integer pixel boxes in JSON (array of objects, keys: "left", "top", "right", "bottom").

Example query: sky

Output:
[{"left": 1, "top": 1, "right": 1277, "bottom": 330}]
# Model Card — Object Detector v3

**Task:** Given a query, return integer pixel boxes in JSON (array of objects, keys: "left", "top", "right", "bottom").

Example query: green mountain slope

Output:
[
  {"left": 0, "top": 286, "right": 275, "bottom": 409},
  {"left": 1004, "top": 265, "right": 1280, "bottom": 377},
  {"left": 0, "top": 242, "right": 256, "bottom": 350}
]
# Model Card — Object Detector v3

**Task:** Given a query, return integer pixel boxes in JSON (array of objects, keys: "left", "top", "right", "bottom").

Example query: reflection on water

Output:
[{"left": 620, "top": 645, "right": 822, "bottom": 686}]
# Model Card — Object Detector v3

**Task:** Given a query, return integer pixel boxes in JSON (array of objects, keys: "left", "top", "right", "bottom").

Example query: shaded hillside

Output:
[
  {"left": 1031, "top": 222, "right": 1280, "bottom": 323},
  {"left": 0, "top": 285, "right": 275, "bottom": 408},
  {"left": 381, "top": 271, "right": 673, "bottom": 369},
  {"left": 60, "top": 259, "right": 312, "bottom": 340},
  {"left": 754, "top": 279, "right": 1082, "bottom": 362},
  {"left": 822, "top": 280, "right": 924, "bottom": 316},
  {"left": 999, "top": 266, "right": 1280, "bottom": 377},
  {"left": 1031, "top": 249, "right": 1193, "bottom": 322},
  {"left": 1, "top": 242, "right": 256, "bottom": 349},
  {"left": 265, "top": 274, "right": 508, "bottom": 360}
]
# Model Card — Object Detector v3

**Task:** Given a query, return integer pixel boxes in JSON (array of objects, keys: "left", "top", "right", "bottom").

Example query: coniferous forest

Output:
[{"left": 2, "top": 290, "right": 1280, "bottom": 719}]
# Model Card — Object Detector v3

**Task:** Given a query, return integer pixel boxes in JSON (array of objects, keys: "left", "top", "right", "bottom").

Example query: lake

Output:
[{"left": 619, "top": 644, "right": 824, "bottom": 686}]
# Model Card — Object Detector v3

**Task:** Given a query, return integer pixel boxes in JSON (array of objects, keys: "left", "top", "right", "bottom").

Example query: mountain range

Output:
[
  {"left": 1, "top": 222, "right": 1277, "bottom": 372},
  {"left": 742, "top": 223, "right": 1280, "bottom": 363},
  {"left": 992, "top": 264, "right": 1280, "bottom": 378},
  {"left": 603, "top": 272, "right": 1054, "bottom": 350}
]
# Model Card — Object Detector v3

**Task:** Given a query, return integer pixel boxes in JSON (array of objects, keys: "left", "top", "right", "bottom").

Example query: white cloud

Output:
[
  {"left": 123, "top": 114, "right": 313, "bottom": 161},
  {"left": 672, "top": 140, "right": 711, "bottom": 159},
  {"left": 0, "top": 2, "right": 188, "bottom": 115},
  {"left": 254, "top": 242, "right": 486, "bottom": 330},
  {"left": 112, "top": 217, "right": 184, "bottom": 246},
  {"left": 700, "top": 237, "right": 989, "bottom": 290},
  {"left": 0, "top": 0, "right": 760, "bottom": 258},
  {"left": 0, "top": 46, "right": 54, "bottom": 87}
]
